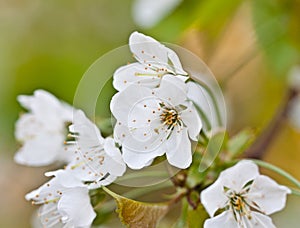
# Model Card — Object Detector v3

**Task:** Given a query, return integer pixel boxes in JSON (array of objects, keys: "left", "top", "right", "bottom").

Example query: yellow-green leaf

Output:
[
  {"left": 103, "top": 187, "right": 170, "bottom": 228},
  {"left": 187, "top": 204, "right": 209, "bottom": 228}
]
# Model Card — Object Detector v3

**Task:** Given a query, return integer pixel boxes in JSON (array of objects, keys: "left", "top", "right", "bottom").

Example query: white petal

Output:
[
  {"left": 122, "top": 145, "right": 165, "bottom": 169},
  {"left": 103, "top": 138, "right": 126, "bottom": 176},
  {"left": 15, "top": 113, "right": 47, "bottom": 141},
  {"left": 38, "top": 203, "right": 62, "bottom": 228},
  {"left": 218, "top": 160, "right": 260, "bottom": 192},
  {"left": 113, "top": 62, "right": 162, "bottom": 91},
  {"left": 155, "top": 75, "right": 187, "bottom": 106},
  {"left": 132, "top": 0, "right": 182, "bottom": 28},
  {"left": 200, "top": 179, "right": 228, "bottom": 217},
  {"left": 110, "top": 84, "right": 153, "bottom": 124},
  {"left": 204, "top": 211, "right": 239, "bottom": 228},
  {"left": 247, "top": 212, "right": 276, "bottom": 228},
  {"left": 18, "top": 90, "right": 60, "bottom": 113},
  {"left": 165, "top": 128, "right": 192, "bottom": 169},
  {"left": 45, "top": 170, "right": 85, "bottom": 188},
  {"left": 18, "top": 89, "right": 73, "bottom": 123},
  {"left": 166, "top": 47, "right": 187, "bottom": 75},
  {"left": 129, "top": 31, "right": 169, "bottom": 69},
  {"left": 69, "top": 110, "right": 104, "bottom": 148},
  {"left": 14, "top": 133, "right": 63, "bottom": 166},
  {"left": 180, "top": 102, "right": 202, "bottom": 141},
  {"left": 58, "top": 187, "right": 96, "bottom": 227},
  {"left": 246, "top": 175, "right": 291, "bottom": 215}
]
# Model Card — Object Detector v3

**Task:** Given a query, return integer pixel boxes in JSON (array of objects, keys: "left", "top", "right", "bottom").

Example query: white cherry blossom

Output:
[
  {"left": 111, "top": 75, "right": 202, "bottom": 169},
  {"left": 132, "top": 0, "right": 182, "bottom": 28},
  {"left": 14, "top": 90, "right": 75, "bottom": 166},
  {"left": 200, "top": 160, "right": 291, "bottom": 228},
  {"left": 65, "top": 110, "right": 126, "bottom": 188},
  {"left": 113, "top": 31, "right": 188, "bottom": 91},
  {"left": 26, "top": 170, "right": 96, "bottom": 228}
]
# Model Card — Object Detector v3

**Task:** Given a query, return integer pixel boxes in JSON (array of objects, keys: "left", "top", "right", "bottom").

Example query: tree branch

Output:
[{"left": 245, "top": 88, "right": 298, "bottom": 159}]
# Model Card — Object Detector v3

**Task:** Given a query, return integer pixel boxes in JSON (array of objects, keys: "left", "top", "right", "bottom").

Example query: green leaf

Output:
[
  {"left": 187, "top": 203, "right": 209, "bottom": 228},
  {"left": 103, "top": 187, "right": 170, "bottom": 228},
  {"left": 199, "top": 131, "right": 227, "bottom": 172},
  {"left": 227, "top": 129, "right": 255, "bottom": 158}
]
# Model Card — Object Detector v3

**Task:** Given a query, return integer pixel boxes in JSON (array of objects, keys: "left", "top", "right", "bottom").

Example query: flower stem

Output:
[
  {"left": 245, "top": 89, "right": 298, "bottom": 159},
  {"left": 97, "top": 181, "right": 174, "bottom": 211},
  {"left": 291, "top": 188, "right": 300, "bottom": 197},
  {"left": 251, "top": 159, "right": 300, "bottom": 189}
]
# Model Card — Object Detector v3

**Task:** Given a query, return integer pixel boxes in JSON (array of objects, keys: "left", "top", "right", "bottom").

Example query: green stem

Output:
[
  {"left": 291, "top": 188, "right": 300, "bottom": 197},
  {"left": 251, "top": 159, "right": 300, "bottom": 189},
  {"left": 97, "top": 181, "right": 174, "bottom": 211},
  {"left": 116, "top": 171, "right": 170, "bottom": 182}
]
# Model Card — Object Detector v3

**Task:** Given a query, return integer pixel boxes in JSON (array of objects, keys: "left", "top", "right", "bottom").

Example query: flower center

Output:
[
  {"left": 226, "top": 190, "right": 252, "bottom": 222},
  {"left": 160, "top": 106, "right": 181, "bottom": 129}
]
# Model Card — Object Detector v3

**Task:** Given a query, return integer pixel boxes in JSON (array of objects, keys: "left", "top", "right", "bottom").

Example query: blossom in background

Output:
[
  {"left": 26, "top": 170, "right": 96, "bottom": 228},
  {"left": 132, "top": 0, "right": 182, "bottom": 28},
  {"left": 113, "top": 31, "right": 187, "bottom": 91},
  {"left": 66, "top": 110, "right": 126, "bottom": 188},
  {"left": 14, "top": 90, "right": 75, "bottom": 166},
  {"left": 111, "top": 75, "right": 202, "bottom": 169},
  {"left": 200, "top": 160, "right": 291, "bottom": 228}
]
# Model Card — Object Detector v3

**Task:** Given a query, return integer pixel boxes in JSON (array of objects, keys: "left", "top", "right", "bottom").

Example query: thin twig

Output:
[{"left": 245, "top": 89, "right": 298, "bottom": 159}]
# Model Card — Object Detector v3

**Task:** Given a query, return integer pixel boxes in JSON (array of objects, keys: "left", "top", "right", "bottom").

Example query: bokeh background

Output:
[{"left": 1, "top": 0, "right": 300, "bottom": 227}]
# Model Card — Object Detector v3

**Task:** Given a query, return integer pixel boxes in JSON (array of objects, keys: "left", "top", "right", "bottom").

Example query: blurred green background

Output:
[{"left": 1, "top": 0, "right": 300, "bottom": 227}]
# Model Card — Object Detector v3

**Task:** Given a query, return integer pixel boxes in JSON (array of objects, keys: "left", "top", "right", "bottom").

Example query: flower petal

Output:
[
  {"left": 69, "top": 110, "right": 104, "bottom": 148},
  {"left": 203, "top": 211, "right": 239, "bottom": 228},
  {"left": 218, "top": 160, "right": 260, "bottom": 192},
  {"left": 200, "top": 179, "right": 228, "bottom": 217},
  {"left": 247, "top": 175, "right": 291, "bottom": 215},
  {"left": 165, "top": 128, "right": 192, "bottom": 169},
  {"left": 14, "top": 133, "right": 63, "bottom": 166},
  {"left": 180, "top": 102, "right": 202, "bottom": 141},
  {"left": 58, "top": 187, "right": 96, "bottom": 227},
  {"left": 122, "top": 145, "right": 165, "bottom": 169},
  {"left": 132, "top": 0, "right": 182, "bottom": 29},
  {"left": 110, "top": 84, "right": 153, "bottom": 124},
  {"left": 113, "top": 62, "right": 162, "bottom": 91},
  {"left": 155, "top": 75, "right": 187, "bottom": 106},
  {"left": 247, "top": 212, "right": 276, "bottom": 228},
  {"left": 18, "top": 89, "right": 73, "bottom": 123},
  {"left": 129, "top": 31, "right": 169, "bottom": 69},
  {"left": 103, "top": 137, "right": 126, "bottom": 176},
  {"left": 165, "top": 47, "right": 187, "bottom": 75}
]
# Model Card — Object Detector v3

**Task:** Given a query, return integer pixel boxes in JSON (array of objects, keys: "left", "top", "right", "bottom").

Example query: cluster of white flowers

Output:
[
  {"left": 15, "top": 32, "right": 204, "bottom": 227},
  {"left": 15, "top": 31, "right": 291, "bottom": 228},
  {"left": 15, "top": 90, "right": 126, "bottom": 227}
]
